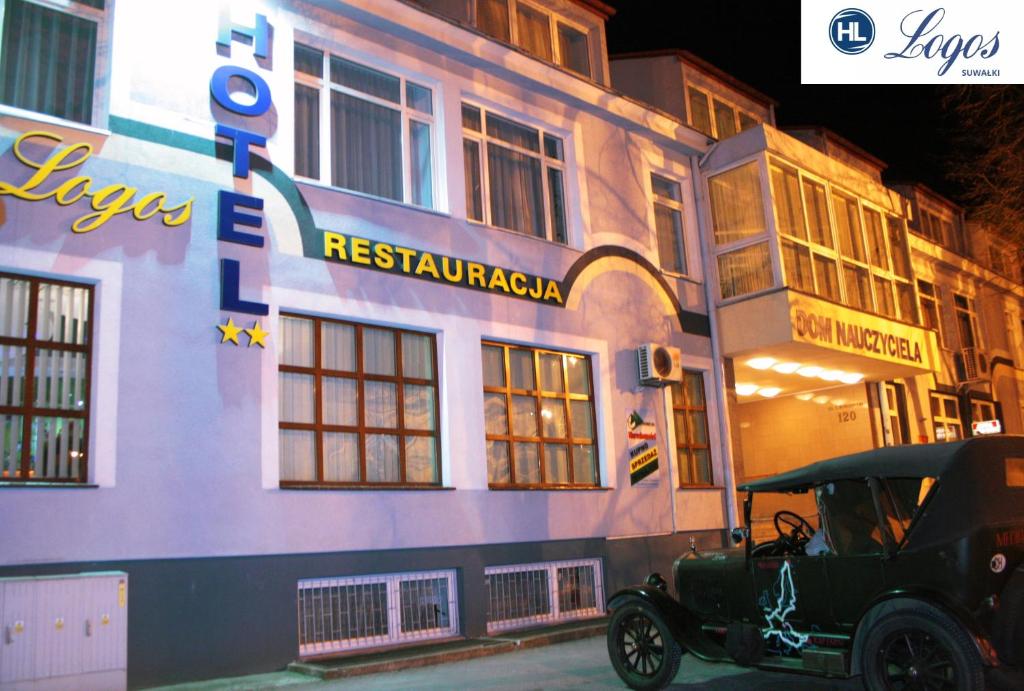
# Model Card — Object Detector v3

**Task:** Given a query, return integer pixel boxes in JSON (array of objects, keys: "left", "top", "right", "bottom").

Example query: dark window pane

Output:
[
  {"left": 406, "top": 82, "right": 432, "bottom": 114},
  {"left": 487, "top": 143, "right": 544, "bottom": 237},
  {"left": 462, "top": 103, "right": 482, "bottom": 131},
  {"left": 0, "top": 0, "right": 97, "bottom": 124},
  {"left": 294, "top": 43, "right": 323, "bottom": 77},
  {"left": 486, "top": 113, "right": 540, "bottom": 151},
  {"left": 464, "top": 139, "right": 484, "bottom": 221},
  {"left": 547, "top": 168, "right": 567, "bottom": 244},
  {"left": 543, "top": 134, "right": 563, "bottom": 161},
  {"left": 687, "top": 87, "right": 712, "bottom": 136},
  {"left": 557, "top": 23, "right": 590, "bottom": 77},
  {"left": 476, "top": 0, "right": 510, "bottom": 42},
  {"left": 331, "top": 92, "right": 402, "bottom": 201},
  {"left": 713, "top": 99, "right": 737, "bottom": 139},
  {"left": 330, "top": 56, "right": 400, "bottom": 103},
  {"left": 294, "top": 84, "right": 320, "bottom": 178},
  {"left": 515, "top": 4, "right": 552, "bottom": 61}
]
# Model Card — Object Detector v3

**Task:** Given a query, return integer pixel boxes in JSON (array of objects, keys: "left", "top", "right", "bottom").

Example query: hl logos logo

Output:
[{"left": 830, "top": 8, "right": 875, "bottom": 54}]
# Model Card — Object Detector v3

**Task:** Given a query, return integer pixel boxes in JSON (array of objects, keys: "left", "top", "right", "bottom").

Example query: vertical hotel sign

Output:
[{"left": 212, "top": 11, "right": 272, "bottom": 338}]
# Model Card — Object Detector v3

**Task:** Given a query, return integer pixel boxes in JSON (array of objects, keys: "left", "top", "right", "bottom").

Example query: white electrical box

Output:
[{"left": 1, "top": 572, "right": 128, "bottom": 690}]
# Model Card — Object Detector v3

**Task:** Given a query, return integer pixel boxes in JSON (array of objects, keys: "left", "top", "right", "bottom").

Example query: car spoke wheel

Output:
[
  {"left": 607, "top": 601, "right": 682, "bottom": 690},
  {"left": 861, "top": 608, "right": 984, "bottom": 691},
  {"left": 879, "top": 629, "right": 956, "bottom": 690}
]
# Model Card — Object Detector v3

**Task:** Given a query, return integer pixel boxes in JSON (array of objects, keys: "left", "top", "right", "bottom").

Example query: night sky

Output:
[{"left": 605, "top": 1, "right": 957, "bottom": 200}]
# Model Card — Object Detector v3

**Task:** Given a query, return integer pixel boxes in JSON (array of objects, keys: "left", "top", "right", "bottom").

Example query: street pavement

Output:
[
  {"left": 309, "top": 636, "right": 860, "bottom": 690},
  {"left": 154, "top": 635, "right": 864, "bottom": 690}
]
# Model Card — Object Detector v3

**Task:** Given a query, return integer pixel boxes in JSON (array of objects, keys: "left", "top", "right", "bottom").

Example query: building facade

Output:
[
  {"left": 0, "top": 0, "right": 1022, "bottom": 687},
  {"left": 0, "top": 0, "right": 735, "bottom": 686}
]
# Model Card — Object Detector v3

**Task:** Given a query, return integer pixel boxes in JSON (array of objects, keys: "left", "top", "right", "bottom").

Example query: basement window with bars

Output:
[
  {"left": 297, "top": 569, "right": 459, "bottom": 657},
  {"left": 485, "top": 558, "right": 604, "bottom": 633}
]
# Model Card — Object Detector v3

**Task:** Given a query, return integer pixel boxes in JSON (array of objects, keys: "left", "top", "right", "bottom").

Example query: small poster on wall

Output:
[{"left": 627, "top": 410, "right": 659, "bottom": 485}]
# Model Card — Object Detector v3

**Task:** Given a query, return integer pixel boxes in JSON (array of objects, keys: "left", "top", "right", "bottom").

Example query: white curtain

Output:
[
  {"left": 364, "top": 381, "right": 397, "bottom": 428},
  {"left": 322, "top": 322, "right": 355, "bottom": 371},
  {"left": 366, "top": 434, "right": 399, "bottom": 482},
  {"left": 401, "top": 333, "right": 432, "bottom": 379},
  {"left": 708, "top": 162, "right": 766, "bottom": 245},
  {"left": 403, "top": 384, "right": 435, "bottom": 431},
  {"left": 280, "top": 430, "right": 315, "bottom": 481},
  {"left": 404, "top": 437, "right": 436, "bottom": 483},
  {"left": 487, "top": 143, "right": 544, "bottom": 237},
  {"left": 331, "top": 92, "right": 402, "bottom": 201},
  {"left": 322, "top": 377, "right": 358, "bottom": 426},
  {"left": 717, "top": 242, "right": 772, "bottom": 299},
  {"left": 323, "top": 432, "right": 359, "bottom": 482},
  {"left": 280, "top": 317, "right": 314, "bottom": 367},
  {"left": 544, "top": 444, "right": 569, "bottom": 483},
  {"left": 363, "top": 328, "right": 395, "bottom": 375}
]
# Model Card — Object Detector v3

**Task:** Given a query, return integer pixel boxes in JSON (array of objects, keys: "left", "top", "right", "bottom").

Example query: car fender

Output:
[
  {"left": 607, "top": 585, "right": 730, "bottom": 662},
  {"left": 849, "top": 592, "right": 996, "bottom": 674}
]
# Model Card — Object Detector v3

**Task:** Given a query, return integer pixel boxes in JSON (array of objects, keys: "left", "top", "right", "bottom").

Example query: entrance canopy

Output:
[{"left": 720, "top": 290, "right": 940, "bottom": 400}]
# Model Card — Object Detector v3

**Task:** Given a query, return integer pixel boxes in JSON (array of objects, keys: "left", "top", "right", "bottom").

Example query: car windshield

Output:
[{"left": 877, "top": 476, "right": 937, "bottom": 547}]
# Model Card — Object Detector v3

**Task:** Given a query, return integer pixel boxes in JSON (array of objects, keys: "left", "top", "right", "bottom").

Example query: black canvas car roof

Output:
[{"left": 738, "top": 438, "right": 974, "bottom": 492}]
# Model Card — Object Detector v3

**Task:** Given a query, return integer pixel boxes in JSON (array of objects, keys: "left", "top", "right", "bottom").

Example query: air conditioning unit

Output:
[
  {"left": 959, "top": 347, "right": 983, "bottom": 382},
  {"left": 637, "top": 343, "right": 682, "bottom": 387}
]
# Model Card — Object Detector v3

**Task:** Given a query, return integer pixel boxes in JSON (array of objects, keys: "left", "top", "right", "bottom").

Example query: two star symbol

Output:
[{"left": 218, "top": 318, "right": 268, "bottom": 348}]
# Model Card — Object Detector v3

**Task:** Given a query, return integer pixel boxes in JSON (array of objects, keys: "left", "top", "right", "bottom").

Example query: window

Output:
[
  {"left": 482, "top": 342, "right": 598, "bottom": 487},
  {"left": 650, "top": 173, "right": 686, "bottom": 274},
  {"left": 485, "top": 558, "right": 604, "bottom": 632},
  {"left": 473, "top": 0, "right": 592, "bottom": 78},
  {"left": 954, "top": 293, "right": 980, "bottom": 350},
  {"left": 294, "top": 44, "right": 436, "bottom": 208},
  {"left": 930, "top": 392, "right": 962, "bottom": 442},
  {"left": 0, "top": 274, "right": 92, "bottom": 483},
  {"left": 686, "top": 86, "right": 712, "bottom": 137},
  {"left": 708, "top": 162, "right": 766, "bottom": 246},
  {"left": 769, "top": 164, "right": 841, "bottom": 301},
  {"left": 917, "top": 280, "right": 945, "bottom": 346},
  {"left": 277, "top": 315, "right": 440, "bottom": 486},
  {"left": 0, "top": 0, "right": 103, "bottom": 124},
  {"left": 671, "top": 372, "right": 712, "bottom": 486},
  {"left": 463, "top": 103, "right": 567, "bottom": 243},
  {"left": 970, "top": 399, "right": 996, "bottom": 428},
  {"left": 712, "top": 99, "right": 737, "bottom": 140},
  {"left": 882, "top": 381, "right": 909, "bottom": 445},
  {"left": 717, "top": 243, "right": 772, "bottom": 299}
]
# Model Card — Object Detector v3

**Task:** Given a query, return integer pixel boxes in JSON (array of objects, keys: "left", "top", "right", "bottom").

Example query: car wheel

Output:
[
  {"left": 607, "top": 600, "right": 683, "bottom": 690},
  {"left": 861, "top": 608, "right": 984, "bottom": 691}
]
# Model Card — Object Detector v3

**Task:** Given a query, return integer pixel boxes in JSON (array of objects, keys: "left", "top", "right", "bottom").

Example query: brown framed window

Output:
[
  {"left": 672, "top": 371, "right": 712, "bottom": 486},
  {"left": 0, "top": 274, "right": 92, "bottom": 483},
  {"left": 482, "top": 342, "right": 598, "bottom": 487},
  {"left": 278, "top": 314, "right": 440, "bottom": 487}
]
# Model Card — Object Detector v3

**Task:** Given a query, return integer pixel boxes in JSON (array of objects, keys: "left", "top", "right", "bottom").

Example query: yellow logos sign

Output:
[{"left": 0, "top": 131, "right": 193, "bottom": 233}]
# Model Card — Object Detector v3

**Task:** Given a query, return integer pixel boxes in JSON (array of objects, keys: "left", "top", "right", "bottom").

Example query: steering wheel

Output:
[{"left": 774, "top": 510, "right": 815, "bottom": 545}]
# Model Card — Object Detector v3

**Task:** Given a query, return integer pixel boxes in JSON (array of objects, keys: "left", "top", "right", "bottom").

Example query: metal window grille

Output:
[
  {"left": 297, "top": 570, "right": 458, "bottom": 657},
  {"left": 485, "top": 558, "right": 604, "bottom": 633}
]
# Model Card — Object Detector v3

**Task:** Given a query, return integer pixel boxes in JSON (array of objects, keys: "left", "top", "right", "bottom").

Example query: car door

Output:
[
  {"left": 819, "top": 479, "right": 887, "bottom": 629},
  {"left": 751, "top": 555, "right": 832, "bottom": 655}
]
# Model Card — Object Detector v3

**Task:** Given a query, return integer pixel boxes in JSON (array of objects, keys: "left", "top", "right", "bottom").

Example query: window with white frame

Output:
[
  {"left": 0, "top": 0, "right": 104, "bottom": 125},
  {"left": 278, "top": 314, "right": 440, "bottom": 487},
  {"left": 473, "top": 0, "right": 593, "bottom": 78},
  {"left": 294, "top": 43, "right": 436, "bottom": 209},
  {"left": 708, "top": 161, "right": 772, "bottom": 299},
  {"left": 768, "top": 161, "right": 917, "bottom": 322},
  {"left": 650, "top": 173, "right": 687, "bottom": 274},
  {"left": 953, "top": 293, "right": 981, "bottom": 350},
  {"left": 462, "top": 103, "right": 568, "bottom": 244},
  {"left": 686, "top": 85, "right": 760, "bottom": 140},
  {"left": 930, "top": 392, "right": 962, "bottom": 442}
]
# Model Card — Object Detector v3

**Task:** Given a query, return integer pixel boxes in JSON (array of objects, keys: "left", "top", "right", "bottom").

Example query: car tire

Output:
[
  {"left": 607, "top": 600, "right": 683, "bottom": 690},
  {"left": 860, "top": 608, "right": 984, "bottom": 691}
]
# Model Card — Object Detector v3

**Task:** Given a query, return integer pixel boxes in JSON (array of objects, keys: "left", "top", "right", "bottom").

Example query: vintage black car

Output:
[{"left": 606, "top": 435, "right": 1024, "bottom": 690}]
